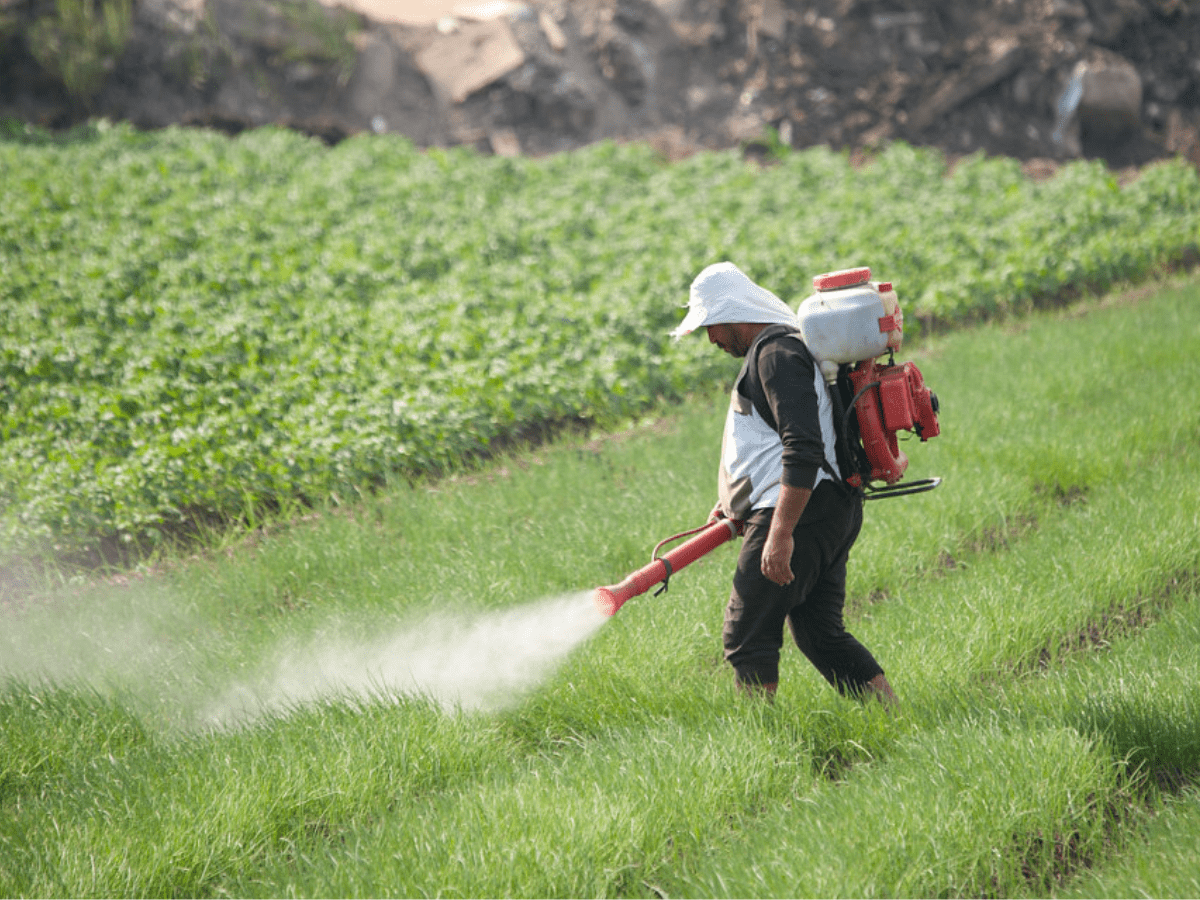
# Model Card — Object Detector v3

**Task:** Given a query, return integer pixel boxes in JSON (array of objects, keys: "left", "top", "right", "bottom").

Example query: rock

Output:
[
  {"left": 322, "top": 0, "right": 462, "bottom": 27},
  {"left": 756, "top": 0, "right": 788, "bottom": 42},
  {"left": 138, "top": 0, "right": 207, "bottom": 34},
  {"left": 870, "top": 11, "right": 924, "bottom": 30},
  {"left": 347, "top": 29, "right": 399, "bottom": 120},
  {"left": 414, "top": 17, "right": 525, "bottom": 103},
  {"left": 211, "top": 69, "right": 276, "bottom": 126},
  {"left": 651, "top": 0, "right": 724, "bottom": 46},
  {"left": 1165, "top": 108, "right": 1200, "bottom": 167},
  {"left": 488, "top": 126, "right": 521, "bottom": 154},
  {"left": 597, "top": 28, "right": 654, "bottom": 105},
  {"left": 1054, "top": 50, "right": 1143, "bottom": 153},
  {"left": 1077, "top": 52, "right": 1143, "bottom": 140},
  {"left": 537, "top": 9, "right": 567, "bottom": 50},
  {"left": 1082, "top": 0, "right": 1150, "bottom": 44},
  {"left": 1050, "top": 0, "right": 1089, "bottom": 20},
  {"left": 908, "top": 34, "right": 1025, "bottom": 133}
]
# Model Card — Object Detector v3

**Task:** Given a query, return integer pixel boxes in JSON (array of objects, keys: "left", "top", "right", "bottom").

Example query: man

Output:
[{"left": 671, "top": 261, "right": 896, "bottom": 703}]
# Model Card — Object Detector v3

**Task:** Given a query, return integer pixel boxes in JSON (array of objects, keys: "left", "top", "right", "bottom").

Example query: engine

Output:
[{"left": 846, "top": 357, "right": 940, "bottom": 485}]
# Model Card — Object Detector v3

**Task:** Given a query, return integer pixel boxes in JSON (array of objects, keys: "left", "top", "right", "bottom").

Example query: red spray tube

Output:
[{"left": 593, "top": 518, "right": 742, "bottom": 616}]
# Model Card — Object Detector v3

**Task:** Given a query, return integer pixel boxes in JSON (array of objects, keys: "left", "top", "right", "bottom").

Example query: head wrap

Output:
[{"left": 670, "top": 262, "right": 797, "bottom": 338}]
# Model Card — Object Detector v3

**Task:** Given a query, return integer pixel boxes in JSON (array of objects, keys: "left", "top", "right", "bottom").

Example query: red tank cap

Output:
[
  {"left": 878, "top": 282, "right": 893, "bottom": 292},
  {"left": 813, "top": 267, "right": 871, "bottom": 291}
]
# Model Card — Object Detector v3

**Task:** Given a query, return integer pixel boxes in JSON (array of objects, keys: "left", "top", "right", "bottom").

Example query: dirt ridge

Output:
[{"left": 2, "top": 0, "right": 1198, "bottom": 167}]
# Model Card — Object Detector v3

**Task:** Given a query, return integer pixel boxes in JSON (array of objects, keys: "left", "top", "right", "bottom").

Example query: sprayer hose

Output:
[{"left": 652, "top": 523, "right": 719, "bottom": 562}]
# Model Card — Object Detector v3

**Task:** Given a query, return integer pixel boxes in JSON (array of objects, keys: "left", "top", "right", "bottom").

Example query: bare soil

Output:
[{"left": 2, "top": 0, "right": 1198, "bottom": 169}]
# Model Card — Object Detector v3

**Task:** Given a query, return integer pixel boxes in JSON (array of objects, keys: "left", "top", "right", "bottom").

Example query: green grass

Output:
[
  {"left": 1060, "top": 788, "right": 1200, "bottom": 899},
  {"left": 1, "top": 277, "right": 1199, "bottom": 896},
  {"left": 673, "top": 723, "right": 1120, "bottom": 898}
]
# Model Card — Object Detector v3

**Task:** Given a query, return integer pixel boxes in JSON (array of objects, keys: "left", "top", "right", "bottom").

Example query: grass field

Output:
[{"left": 2, "top": 274, "right": 1198, "bottom": 897}]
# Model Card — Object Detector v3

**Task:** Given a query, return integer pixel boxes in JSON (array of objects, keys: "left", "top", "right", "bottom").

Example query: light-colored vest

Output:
[{"left": 718, "top": 334, "right": 841, "bottom": 520}]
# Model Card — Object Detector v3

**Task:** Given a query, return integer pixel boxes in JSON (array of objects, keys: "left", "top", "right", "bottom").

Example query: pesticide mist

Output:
[
  {"left": 203, "top": 591, "right": 608, "bottom": 728},
  {"left": 1, "top": 585, "right": 608, "bottom": 730}
]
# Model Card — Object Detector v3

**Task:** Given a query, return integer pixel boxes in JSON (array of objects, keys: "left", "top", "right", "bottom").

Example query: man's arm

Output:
[
  {"left": 761, "top": 482, "right": 811, "bottom": 585},
  {"left": 753, "top": 337, "right": 827, "bottom": 584},
  {"left": 757, "top": 338, "right": 826, "bottom": 494}
]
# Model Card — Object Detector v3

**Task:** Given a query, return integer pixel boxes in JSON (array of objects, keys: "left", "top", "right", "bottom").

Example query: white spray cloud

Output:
[
  {"left": 3, "top": 582, "right": 609, "bottom": 731},
  {"left": 0, "top": 582, "right": 197, "bottom": 692},
  {"left": 200, "top": 591, "right": 609, "bottom": 728}
]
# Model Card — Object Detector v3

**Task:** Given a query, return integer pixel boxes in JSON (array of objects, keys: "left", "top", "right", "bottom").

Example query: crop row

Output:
[
  {"left": 1, "top": 280, "right": 1197, "bottom": 897},
  {"left": 3, "top": 122, "right": 1199, "bottom": 559}
]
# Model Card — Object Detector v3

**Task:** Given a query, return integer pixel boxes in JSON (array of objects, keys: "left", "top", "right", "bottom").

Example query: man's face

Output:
[{"left": 706, "top": 323, "right": 749, "bottom": 357}]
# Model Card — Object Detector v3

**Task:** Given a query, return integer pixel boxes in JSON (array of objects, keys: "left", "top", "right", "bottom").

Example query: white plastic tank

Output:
[{"left": 796, "top": 267, "right": 904, "bottom": 381}]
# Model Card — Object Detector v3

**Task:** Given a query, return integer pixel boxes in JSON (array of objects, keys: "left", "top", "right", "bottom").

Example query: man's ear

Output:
[{"left": 737, "top": 322, "right": 769, "bottom": 345}]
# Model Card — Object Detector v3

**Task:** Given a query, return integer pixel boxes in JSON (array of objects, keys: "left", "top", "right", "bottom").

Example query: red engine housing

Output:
[{"left": 847, "top": 358, "right": 940, "bottom": 485}]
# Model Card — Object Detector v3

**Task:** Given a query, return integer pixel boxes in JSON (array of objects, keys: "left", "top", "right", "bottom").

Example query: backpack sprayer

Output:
[
  {"left": 593, "top": 267, "right": 941, "bottom": 617},
  {"left": 805, "top": 267, "right": 941, "bottom": 499}
]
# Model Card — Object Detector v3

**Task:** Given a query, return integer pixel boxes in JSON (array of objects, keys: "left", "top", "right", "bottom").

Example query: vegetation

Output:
[
  {"left": 3, "top": 121, "right": 1199, "bottom": 892},
  {"left": 268, "top": 0, "right": 363, "bottom": 86},
  {"left": 1, "top": 276, "right": 1198, "bottom": 896},
  {"left": 25, "top": 0, "right": 132, "bottom": 103},
  {"left": 3, "top": 124, "right": 1199, "bottom": 567}
]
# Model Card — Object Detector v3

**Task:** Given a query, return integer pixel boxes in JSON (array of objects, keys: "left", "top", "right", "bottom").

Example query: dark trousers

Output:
[{"left": 722, "top": 482, "right": 884, "bottom": 693}]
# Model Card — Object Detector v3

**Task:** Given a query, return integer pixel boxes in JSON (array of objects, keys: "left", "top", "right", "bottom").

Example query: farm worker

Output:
[{"left": 671, "top": 262, "right": 896, "bottom": 703}]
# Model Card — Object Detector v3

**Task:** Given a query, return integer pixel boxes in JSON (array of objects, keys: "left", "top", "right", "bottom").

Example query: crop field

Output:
[
  {"left": 3, "top": 260, "right": 1200, "bottom": 894},
  {"left": 2, "top": 122, "right": 1200, "bottom": 897},
  {"left": 2, "top": 121, "right": 1200, "bottom": 567}
]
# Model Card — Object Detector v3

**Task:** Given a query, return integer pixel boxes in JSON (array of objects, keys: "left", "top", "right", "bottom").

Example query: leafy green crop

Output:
[{"left": 3, "top": 122, "right": 1199, "bottom": 559}]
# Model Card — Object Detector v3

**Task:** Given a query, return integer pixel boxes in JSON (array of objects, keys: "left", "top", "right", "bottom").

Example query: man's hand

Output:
[
  {"left": 761, "top": 530, "right": 794, "bottom": 585},
  {"left": 762, "top": 483, "right": 812, "bottom": 586}
]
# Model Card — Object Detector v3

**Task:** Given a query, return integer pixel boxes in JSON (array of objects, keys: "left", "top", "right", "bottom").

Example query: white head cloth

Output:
[{"left": 670, "top": 262, "right": 797, "bottom": 338}]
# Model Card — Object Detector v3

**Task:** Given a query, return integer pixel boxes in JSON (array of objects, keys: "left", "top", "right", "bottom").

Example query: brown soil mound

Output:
[{"left": 2, "top": 0, "right": 1198, "bottom": 168}]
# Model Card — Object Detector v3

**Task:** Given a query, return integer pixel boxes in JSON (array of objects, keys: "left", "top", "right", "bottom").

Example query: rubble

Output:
[
  {"left": 414, "top": 17, "right": 526, "bottom": 104},
  {"left": 0, "top": 0, "right": 1197, "bottom": 168}
]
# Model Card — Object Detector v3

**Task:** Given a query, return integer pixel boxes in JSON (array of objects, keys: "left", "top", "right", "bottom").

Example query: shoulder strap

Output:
[
  {"left": 830, "top": 364, "right": 871, "bottom": 492},
  {"left": 736, "top": 324, "right": 809, "bottom": 431},
  {"left": 742, "top": 327, "right": 865, "bottom": 494}
]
